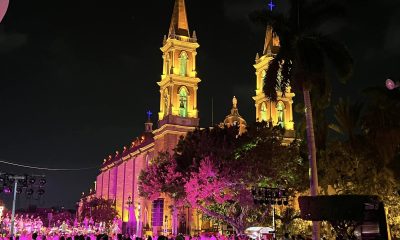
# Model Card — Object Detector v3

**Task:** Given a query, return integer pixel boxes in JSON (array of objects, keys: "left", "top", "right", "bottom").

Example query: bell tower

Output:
[
  {"left": 154, "top": 0, "right": 200, "bottom": 153},
  {"left": 253, "top": 26, "right": 295, "bottom": 131}
]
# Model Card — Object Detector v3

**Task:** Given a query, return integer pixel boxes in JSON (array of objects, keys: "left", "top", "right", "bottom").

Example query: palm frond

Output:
[
  {"left": 328, "top": 123, "right": 344, "bottom": 135},
  {"left": 263, "top": 56, "right": 280, "bottom": 101},
  {"left": 319, "top": 35, "right": 354, "bottom": 83},
  {"left": 303, "top": 0, "right": 347, "bottom": 31}
]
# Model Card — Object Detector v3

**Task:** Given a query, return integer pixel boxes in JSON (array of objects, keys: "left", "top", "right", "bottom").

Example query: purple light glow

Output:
[{"left": 3, "top": 187, "right": 11, "bottom": 194}]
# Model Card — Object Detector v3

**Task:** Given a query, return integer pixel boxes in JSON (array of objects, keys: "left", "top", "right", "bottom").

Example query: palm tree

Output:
[
  {"left": 329, "top": 98, "right": 363, "bottom": 146},
  {"left": 251, "top": 0, "right": 353, "bottom": 239}
]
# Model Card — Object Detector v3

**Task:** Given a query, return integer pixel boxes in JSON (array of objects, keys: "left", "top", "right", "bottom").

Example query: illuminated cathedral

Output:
[{"left": 93, "top": 0, "right": 294, "bottom": 236}]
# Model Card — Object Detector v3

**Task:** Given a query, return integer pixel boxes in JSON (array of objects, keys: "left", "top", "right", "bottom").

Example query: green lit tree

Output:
[{"left": 80, "top": 197, "right": 119, "bottom": 224}]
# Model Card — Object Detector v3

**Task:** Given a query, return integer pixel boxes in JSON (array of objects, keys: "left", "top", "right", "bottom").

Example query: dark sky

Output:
[{"left": 0, "top": 0, "right": 399, "bottom": 209}]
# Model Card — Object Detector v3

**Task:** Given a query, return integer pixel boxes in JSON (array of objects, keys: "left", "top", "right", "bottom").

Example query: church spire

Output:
[
  {"left": 263, "top": 25, "right": 280, "bottom": 55},
  {"left": 168, "top": 0, "right": 190, "bottom": 37}
]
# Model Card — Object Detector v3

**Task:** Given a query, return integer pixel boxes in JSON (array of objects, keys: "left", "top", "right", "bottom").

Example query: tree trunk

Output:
[{"left": 303, "top": 88, "right": 320, "bottom": 240}]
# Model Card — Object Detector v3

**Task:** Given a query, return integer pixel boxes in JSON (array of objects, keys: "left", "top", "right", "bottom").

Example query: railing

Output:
[{"left": 168, "top": 34, "right": 197, "bottom": 43}]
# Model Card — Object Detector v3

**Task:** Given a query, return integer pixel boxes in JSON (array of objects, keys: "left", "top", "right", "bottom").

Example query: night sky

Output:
[{"left": 0, "top": 0, "right": 399, "bottom": 209}]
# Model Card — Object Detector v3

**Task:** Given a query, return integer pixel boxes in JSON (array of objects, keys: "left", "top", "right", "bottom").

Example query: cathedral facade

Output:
[{"left": 93, "top": 0, "right": 295, "bottom": 236}]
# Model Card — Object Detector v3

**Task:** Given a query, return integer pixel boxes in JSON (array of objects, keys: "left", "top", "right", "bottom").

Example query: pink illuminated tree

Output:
[
  {"left": 139, "top": 122, "right": 308, "bottom": 234},
  {"left": 185, "top": 157, "right": 255, "bottom": 233},
  {"left": 139, "top": 152, "right": 185, "bottom": 201}
]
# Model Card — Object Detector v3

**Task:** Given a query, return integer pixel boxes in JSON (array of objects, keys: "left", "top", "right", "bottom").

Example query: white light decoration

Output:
[{"left": 0, "top": 206, "right": 4, "bottom": 218}]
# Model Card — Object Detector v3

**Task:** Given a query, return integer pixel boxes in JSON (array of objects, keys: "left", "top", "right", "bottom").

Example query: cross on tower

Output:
[
  {"left": 268, "top": 0, "right": 275, "bottom": 11},
  {"left": 146, "top": 110, "right": 152, "bottom": 120}
]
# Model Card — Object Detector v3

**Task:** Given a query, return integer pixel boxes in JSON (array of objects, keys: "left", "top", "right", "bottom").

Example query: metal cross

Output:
[
  {"left": 146, "top": 110, "right": 152, "bottom": 119},
  {"left": 268, "top": 0, "right": 275, "bottom": 11}
]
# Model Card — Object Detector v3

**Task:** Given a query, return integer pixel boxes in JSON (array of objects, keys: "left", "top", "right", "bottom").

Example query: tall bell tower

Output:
[
  {"left": 154, "top": 0, "right": 200, "bottom": 153},
  {"left": 253, "top": 26, "right": 295, "bottom": 131}
]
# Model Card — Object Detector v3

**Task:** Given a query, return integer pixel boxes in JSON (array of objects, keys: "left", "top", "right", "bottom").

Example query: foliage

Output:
[
  {"left": 139, "top": 122, "right": 308, "bottom": 234},
  {"left": 52, "top": 211, "right": 75, "bottom": 226},
  {"left": 174, "top": 126, "right": 238, "bottom": 173},
  {"left": 80, "top": 197, "right": 118, "bottom": 224},
  {"left": 328, "top": 98, "right": 363, "bottom": 145},
  {"left": 138, "top": 152, "right": 185, "bottom": 201},
  {"left": 321, "top": 88, "right": 400, "bottom": 237}
]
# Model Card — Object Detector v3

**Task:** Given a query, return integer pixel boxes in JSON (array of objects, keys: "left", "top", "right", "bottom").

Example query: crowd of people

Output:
[
  {"left": 0, "top": 214, "right": 121, "bottom": 239},
  {"left": 0, "top": 215, "right": 314, "bottom": 240}
]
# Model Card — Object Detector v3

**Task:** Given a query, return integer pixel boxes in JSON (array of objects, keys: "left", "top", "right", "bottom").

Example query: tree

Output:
[
  {"left": 361, "top": 87, "right": 400, "bottom": 169},
  {"left": 328, "top": 98, "right": 363, "bottom": 146},
  {"left": 251, "top": 1, "right": 353, "bottom": 238},
  {"left": 319, "top": 140, "right": 400, "bottom": 237},
  {"left": 138, "top": 152, "right": 185, "bottom": 201},
  {"left": 80, "top": 197, "right": 119, "bottom": 224},
  {"left": 184, "top": 157, "right": 252, "bottom": 233},
  {"left": 139, "top": 123, "right": 309, "bottom": 234}
]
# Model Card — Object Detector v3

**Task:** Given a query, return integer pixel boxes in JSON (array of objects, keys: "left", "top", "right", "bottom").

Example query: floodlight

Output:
[
  {"left": 38, "top": 188, "right": 45, "bottom": 195},
  {"left": 28, "top": 177, "right": 36, "bottom": 185},
  {"left": 39, "top": 178, "right": 46, "bottom": 186}
]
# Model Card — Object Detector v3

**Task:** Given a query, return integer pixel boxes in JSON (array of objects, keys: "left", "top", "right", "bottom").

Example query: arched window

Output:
[
  {"left": 276, "top": 101, "right": 285, "bottom": 128},
  {"left": 179, "top": 51, "right": 188, "bottom": 76},
  {"left": 260, "top": 102, "right": 267, "bottom": 122},
  {"left": 179, "top": 87, "right": 188, "bottom": 117}
]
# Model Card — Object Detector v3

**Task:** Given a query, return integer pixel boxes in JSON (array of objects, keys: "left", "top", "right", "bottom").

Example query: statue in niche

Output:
[
  {"left": 163, "top": 89, "right": 170, "bottom": 116},
  {"left": 179, "top": 51, "right": 188, "bottom": 76}
]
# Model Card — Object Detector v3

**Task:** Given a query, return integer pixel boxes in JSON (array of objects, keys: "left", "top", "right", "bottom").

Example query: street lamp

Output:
[
  {"left": 137, "top": 202, "right": 142, "bottom": 237},
  {"left": 164, "top": 215, "right": 168, "bottom": 235},
  {"left": 386, "top": 79, "right": 400, "bottom": 90},
  {"left": 126, "top": 196, "right": 133, "bottom": 235}
]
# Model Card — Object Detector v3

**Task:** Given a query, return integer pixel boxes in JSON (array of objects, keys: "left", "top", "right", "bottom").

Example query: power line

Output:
[{"left": 0, "top": 158, "right": 98, "bottom": 171}]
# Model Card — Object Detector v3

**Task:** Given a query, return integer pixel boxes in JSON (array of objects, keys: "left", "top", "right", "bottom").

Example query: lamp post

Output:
[
  {"left": 164, "top": 215, "right": 168, "bottom": 235},
  {"left": 137, "top": 202, "right": 142, "bottom": 237},
  {"left": 386, "top": 79, "right": 400, "bottom": 90},
  {"left": 252, "top": 187, "right": 289, "bottom": 238},
  {"left": 126, "top": 196, "right": 133, "bottom": 235}
]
